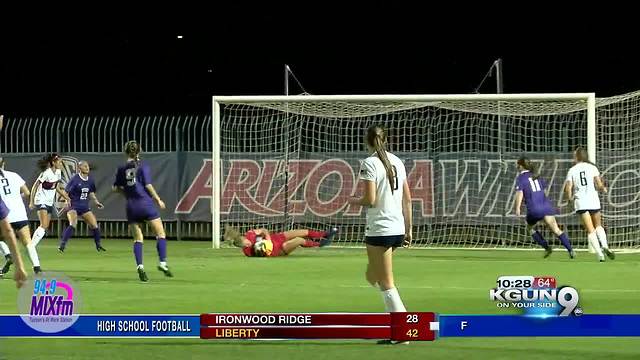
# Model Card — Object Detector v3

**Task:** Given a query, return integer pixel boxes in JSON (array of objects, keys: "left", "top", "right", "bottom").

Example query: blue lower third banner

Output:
[
  {"left": 439, "top": 315, "right": 640, "bottom": 337},
  {"left": 0, "top": 315, "right": 200, "bottom": 337}
]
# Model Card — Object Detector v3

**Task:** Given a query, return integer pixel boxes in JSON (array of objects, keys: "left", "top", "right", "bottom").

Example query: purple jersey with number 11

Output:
[{"left": 515, "top": 170, "right": 556, "bottom": 224}]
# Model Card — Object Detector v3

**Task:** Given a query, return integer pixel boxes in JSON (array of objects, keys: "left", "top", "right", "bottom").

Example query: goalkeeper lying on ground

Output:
[{"left": 224, "top": 225, "right": 338, "bottom": 257}]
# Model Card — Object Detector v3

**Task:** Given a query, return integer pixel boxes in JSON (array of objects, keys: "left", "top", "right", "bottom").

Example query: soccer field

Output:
[{"left": 1, "top": 240, "right": 639, "bottom": 360}]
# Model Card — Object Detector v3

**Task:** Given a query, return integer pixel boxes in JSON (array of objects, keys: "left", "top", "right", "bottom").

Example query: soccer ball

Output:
[{"left": 253, "top": 239, "right": 273, "bottom": 257}]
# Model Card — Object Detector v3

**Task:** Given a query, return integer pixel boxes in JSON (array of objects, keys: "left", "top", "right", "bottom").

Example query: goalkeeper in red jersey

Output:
[{"left": 225, "top": 226, "right": 338, "bottom": 257}]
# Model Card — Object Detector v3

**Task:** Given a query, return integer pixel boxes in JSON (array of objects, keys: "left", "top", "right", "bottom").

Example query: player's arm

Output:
[
  {"left": 514, "top": 190, "right": 524, "bottom": 216},
  {"left": 563, "top": 180, "right": 574, "bottom": 202},
  {"left": 89, "top": 192, "right": 104, "bottom": 209},
  {"left": 144, "top": 184, "right": 166, "bottom": 210},
  {"left": 402, "top": 179, "right": 412, "bottom": 247},
  {"left": 594, "top": 176, "right": 607, "bottom": 193},
  {"left": 29, "top": 179, "right": 41, "bottom": 208},
  {"left": 0, "top": 114, "right": 3, "bottom": 130},
  {"left": 57, "top": 184, "right": 71, "bottom": 202},
  {"left": 349, "top": 180, "right": 376, "bottom": 206},
  {"left": 20, "top": 184, "right": 30, "bottom": 199}
]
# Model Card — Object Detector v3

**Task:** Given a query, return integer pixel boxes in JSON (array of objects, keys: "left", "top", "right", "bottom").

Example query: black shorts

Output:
[
  {"left": 10, "top": 220, "right": 29, "bottom": 231},
  {"left": 576, "top": 209, "right": 601, "bottom": 215},
  {"left": 35, "top": 204, "right": 54, "bottom": 214},
  {"left": 365, "top": 235, "right": 405, "bottom": 248}
]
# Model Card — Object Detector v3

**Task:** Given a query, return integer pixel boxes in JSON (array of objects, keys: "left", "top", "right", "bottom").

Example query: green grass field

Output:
[{"left": 1, "top": 239, "right": 639, "bottom": 360}]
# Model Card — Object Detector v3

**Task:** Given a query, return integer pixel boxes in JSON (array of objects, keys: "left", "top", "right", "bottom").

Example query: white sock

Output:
[
  {"left": 595, "top": 226, "right": 609, "bottom": 249},
  {"left": 0, "top": 241, "right": 10, "bottom": 256},
  {"left": 159, "top": 261, "right": 167, "bottom": 268},
  {"left": 381, "top": 287, "right": 407, "bottom": 312},
  {"left": 137, "top": 264, "right": 144, "bottom": 270},
  {"left": 588, "top": 231, "right": 604, "bottom": 259},
  {"left": 26, "top": 243, "right": 41, "bottom": 267},
  {"left": 31, "top": 227, "right": 46, "bottom": 247}
]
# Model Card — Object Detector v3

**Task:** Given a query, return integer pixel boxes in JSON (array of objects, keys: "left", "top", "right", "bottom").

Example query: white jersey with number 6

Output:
[
  {"left": 565, "top": 162, "right": 601, "bottom": 211},
  {"left": 358, "top": 152, "right": 407, "bottom": 237},
  {"left": 0, "top": 170, "right": 29, "bottom": 223}
]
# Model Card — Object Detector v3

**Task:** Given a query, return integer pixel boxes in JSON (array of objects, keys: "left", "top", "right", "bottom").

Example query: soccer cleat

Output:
[
  {"left": 1, "top": 258, "right": 12, "bottom": 274},
  {"left": 157, "top": 265, "right": 173, "bottom": 278},
  {"left": 604, "top": 248, "right": 615, "bottom": 260},
  {"left": 320, "top": 227, "right": 338, "bottom": 247},
  {"left": 543, "top": 248, "right": 553, "bottom": 258},
  {"left": 569, "top": 250, "right": 576, "bottom": 259},
  {"left": 34, "top": 266, "right": 42, "bottom": 274},
  {"left": 598, "top": 257, "right": 605, "bottom": 262},
  {"left": 138, "top": 268, "right": 149, "bottom": 282},
  {"left": 96, "top": 245, "right": 107, "bottom": 252},
  {"left": 58, "top": 247, "right": 65, "bottom": 253}
]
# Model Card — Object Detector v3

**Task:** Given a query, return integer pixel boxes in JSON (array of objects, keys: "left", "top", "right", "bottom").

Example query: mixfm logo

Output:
[{"left": 18, "top": 272, "right": 82, "bottom": 333}]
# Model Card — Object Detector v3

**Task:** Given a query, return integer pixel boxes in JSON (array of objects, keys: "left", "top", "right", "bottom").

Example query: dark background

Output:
[{"left": 0, "top": 5, "right": 637, "bottom": 113}]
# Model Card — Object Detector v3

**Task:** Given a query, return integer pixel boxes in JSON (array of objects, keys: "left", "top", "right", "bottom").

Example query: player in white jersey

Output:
[
  {"left": 349, "top": 125, "right": 412, "bottom": 345},
  {"left": 0, "top": 157, "right": 42, "bottom": 274},
  {"left": 0, "top": 115, "right": 28, "bottom": 287},
  {"left": 29, "top": 153, "right": 70, "bottom": 247},
  {"left": 564, "top": 146, "right": 613, "bottom": 262}
]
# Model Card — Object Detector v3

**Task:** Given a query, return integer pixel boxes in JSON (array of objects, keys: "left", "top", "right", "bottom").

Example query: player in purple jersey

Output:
[
  {"left": 0, "top": 114, "right": 28, "bottom": 287},
  {"left": 113, "top": 141, "right": 172, "bottom": 282},
  {"left": 513, "top": 157, "right": 575, "bottom": 258},
  {"left": 59, "top": 161, "right": 106, "bottom": 252}
]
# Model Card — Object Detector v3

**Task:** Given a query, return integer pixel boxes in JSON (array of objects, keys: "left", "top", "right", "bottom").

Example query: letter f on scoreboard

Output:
[{"left": 460, "top": 321, "right": 468, "bottom": 330}]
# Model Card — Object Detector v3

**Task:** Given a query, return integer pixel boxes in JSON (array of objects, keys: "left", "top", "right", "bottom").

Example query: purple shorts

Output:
[
  {"left": 71, "top": 207, "right": 91, "bottom": 216},
  {"left": 526, "top": 205, "right": 556, "bottom": 226},
  {"left": 0, "top": 198, "right": 9, "bottom": 220},
  {"left": 126, "top": 201, "right": 160, "bottom": 224}
]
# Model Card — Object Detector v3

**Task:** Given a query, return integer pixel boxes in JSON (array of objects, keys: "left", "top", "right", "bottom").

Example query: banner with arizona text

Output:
[{"left": 2, "top": 152, "right": 639, "bottom": 224}]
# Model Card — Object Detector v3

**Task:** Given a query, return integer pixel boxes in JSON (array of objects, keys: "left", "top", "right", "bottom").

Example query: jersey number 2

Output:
[
  {"left": 579, "top": 171, "right": 588, "bottom": 186},
  {"left": 1, "top": 178, "right": 10, "bottom": 195}
]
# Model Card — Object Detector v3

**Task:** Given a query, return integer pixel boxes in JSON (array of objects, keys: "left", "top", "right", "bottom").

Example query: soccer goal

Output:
[{"left": 212, "top": 92, "right": 640, "bottom": 251}]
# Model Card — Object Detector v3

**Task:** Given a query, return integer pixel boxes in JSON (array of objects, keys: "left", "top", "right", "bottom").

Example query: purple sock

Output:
[
  {"left": 532, "top": 231, "right": 549, "bottom": 249},
  {"left": 60, "top": 226, "right": 75, "bottom": 249},
  {"left": 133, "top": 242, "right": 143, "bottom": 266},
  {"left": 91, "top": 227, "right": 102, "bottom": 246},
  {"left": 156, "top": 238, "right": 167, "bottom": 262},
  {"left": 558, "top": 232, "right": 573, "bottom": 252}
]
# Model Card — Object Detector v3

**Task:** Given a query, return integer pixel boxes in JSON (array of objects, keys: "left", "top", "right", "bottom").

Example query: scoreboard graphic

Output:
[{"left": 2, "top": 274, "right": 640, "bottom": 339}]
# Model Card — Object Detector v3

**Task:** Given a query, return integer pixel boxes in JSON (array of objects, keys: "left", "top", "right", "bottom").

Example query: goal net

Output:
[{"left": 213, "top": 93, "right": 640, "bottom": 250}]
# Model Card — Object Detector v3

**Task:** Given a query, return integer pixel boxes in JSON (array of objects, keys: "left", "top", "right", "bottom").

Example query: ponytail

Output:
[
  {"left": 37, "top": 153, "right": 60, "bottom": 172},
  {"left": 575, "top": 146, "right": 594, "bottom": 165},
  {"left": 366, "top": 125, "right": 396, "bottom": 193}
]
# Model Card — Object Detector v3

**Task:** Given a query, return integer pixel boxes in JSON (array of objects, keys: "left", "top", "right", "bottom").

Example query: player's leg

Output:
[
  {"left": 579, "top": 211, "right": 604, "bottom": 261},
  {"left": 0, "top": 219, "right": 27, "bottom": 287},
  {"left": 283, "top": 227, "right": 337, "bottom": 247},
  {"left": 17, "top": 224, "right": 41, "bottom": 274},
  {"left": 82, "top": 211, "right": 105, "bottom": 252},
  {"left": 281, "top": 237, "right": 306, "bottom": 255},
  {"left": 130, "top": 223, "right": 148, "bottom": 282},
  {"left": 591, "top": 212, "right": 613, "bottom": 259},
  {"left": 528, "top": 223, "right": 552, "bottom": 258},
  {"left": 367, "top": 244, "right": 407, "bottom": 313},
  {"left": 0, "top": 240, "right": 12, "bottom": 275},
  {"left": 31, "top": 209, "right": 50, "bottom": 247},
  {"left": 543, "top": 216, "right": 574, "bottom": 258},
  {"left": 59, "top": 210, "right": 78, "bottom": 252},
  {"left": 148, "top": 218, "right": 172, "bottom": 277}
]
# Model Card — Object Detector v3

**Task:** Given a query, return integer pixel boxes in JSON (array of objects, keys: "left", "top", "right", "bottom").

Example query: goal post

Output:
[{"left": 212, "top": 92, "right": 619, "bottom": 250}]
